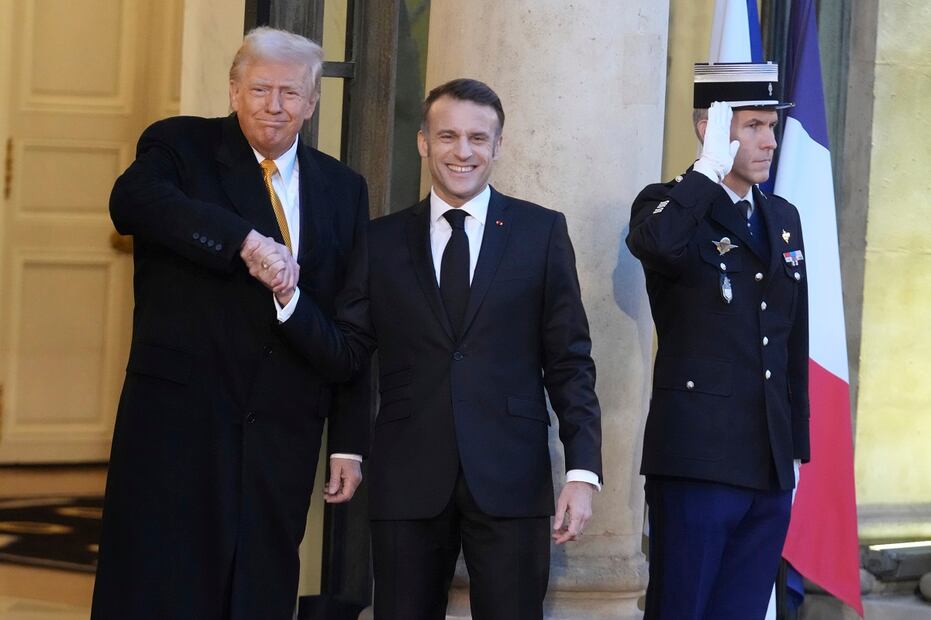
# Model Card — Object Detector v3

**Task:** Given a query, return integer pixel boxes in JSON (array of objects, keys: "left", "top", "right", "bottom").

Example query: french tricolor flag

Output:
[{"left": 774, "top": 0, "right": 863, "bottom": 616}]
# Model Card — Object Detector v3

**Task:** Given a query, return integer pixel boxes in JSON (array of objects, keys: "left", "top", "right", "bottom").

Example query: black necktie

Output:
[
  {"left": 736, "top": 199, "right": 752, "bottom": 233},
  {"left": 440, "top": 209, "right": 470, "bottom": 337}
]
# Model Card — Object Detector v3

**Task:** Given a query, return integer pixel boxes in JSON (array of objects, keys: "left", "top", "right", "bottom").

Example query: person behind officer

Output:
[{"left": 626, "top": 62, "right": 810, "bottom": 619}]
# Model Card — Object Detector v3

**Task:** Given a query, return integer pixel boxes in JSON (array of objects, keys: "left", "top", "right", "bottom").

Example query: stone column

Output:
[
  {"left": 423, "top": 3, "right": 669, "bottom": 618},
  {"left": 179, "top": 0, "right": 246, "bottom": 117}
]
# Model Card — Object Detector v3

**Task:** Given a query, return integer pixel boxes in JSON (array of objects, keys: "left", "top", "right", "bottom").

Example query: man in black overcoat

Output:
[{"left": 92, "top": 28, "right": 370, "bottom": 619}]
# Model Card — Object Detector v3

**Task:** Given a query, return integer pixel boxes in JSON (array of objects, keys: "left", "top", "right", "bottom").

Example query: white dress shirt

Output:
[{"left": 428, "top": 187, "right": 600, "bottom": 491}]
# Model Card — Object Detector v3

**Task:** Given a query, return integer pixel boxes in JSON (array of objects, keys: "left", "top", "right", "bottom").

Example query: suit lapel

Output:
[
  {"left": 296, "top": 143, "right": 332, "bottom": 265},
  {"left": 216, "top": 115, "right": 283, "bottom": 245},
  {"left": 406, "top": 200, "right": 455, "bottom": 341},
  {"left": 460, "top": 188, "right": 511, "bottom": 339}
]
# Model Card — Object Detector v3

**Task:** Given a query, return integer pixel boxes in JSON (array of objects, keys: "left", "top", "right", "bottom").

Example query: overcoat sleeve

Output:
[{"left": 110, "top": 120, "right": 253, "bottom": 272}]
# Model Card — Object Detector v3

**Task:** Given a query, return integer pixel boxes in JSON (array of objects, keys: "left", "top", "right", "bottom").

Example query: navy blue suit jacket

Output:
[{"left": 287, "top": 188, "right": 603, "bottom": 519}]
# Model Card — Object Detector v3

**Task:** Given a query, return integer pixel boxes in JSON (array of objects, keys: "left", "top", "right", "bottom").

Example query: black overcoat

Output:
[{"left": 92, "top": 114, "right": 370, "bottom": 619}]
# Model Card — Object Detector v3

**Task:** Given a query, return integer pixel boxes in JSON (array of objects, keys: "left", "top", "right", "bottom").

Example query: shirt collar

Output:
[
  {"left": 251, "top": 137, "right": 300, "bottom": 181},
  {"left": 429, "top": 185, "right": 490, "bottom": 227},
  {"left": 721, "top": 182, "right": 755, "bottom": 210}
]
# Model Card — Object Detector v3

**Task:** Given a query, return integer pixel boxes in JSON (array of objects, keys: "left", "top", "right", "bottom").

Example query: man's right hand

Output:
[
  {"left": 695, "top": 101, "right": 740, "bottom": 182},
  {"left": 240, "top": 229, "right": 299, "bottom": 296}
]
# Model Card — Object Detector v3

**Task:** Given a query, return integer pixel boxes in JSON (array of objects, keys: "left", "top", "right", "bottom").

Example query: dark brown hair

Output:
[{"left": 421, "top": 78, "right": 505, "bottom": 134}]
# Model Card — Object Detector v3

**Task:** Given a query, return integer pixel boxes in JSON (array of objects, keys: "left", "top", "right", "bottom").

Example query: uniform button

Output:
[
  {"left": 200, "top": 237, "right": 207, "bottom": 244},
  {"left": 794, "top": 272, "right": 801, "bottom": 281},
  {"left": 452, "top": 351, "right": 464, "bottom": 361},
  {"left": 264, "top": 346, "right": 273, "bottom": 356},
  {"left": 192, "top": 233, "right": 201, "bottom": 241},
  {"left": 215, "top": 243, "right": 223, "bottom": 251},
  {"left": 760, "top": 301, "right": 768, "bottom": 311},
  {"left": 675, "top": 175, "right": 683, "bottom": 182},
  {"left": 755, "top": 272, "right": 763, "bottom": 281},
  {"left": 207, "top": 239, "right": 215, "bottom": 247},
  {"left": 765, "top": 370, "right": 772, "bottom": 380},
  {"left": 246, "top": 412, "right": 256, "bottom": 424},
  {"left": 686, "top": 380, "right": 695, "bottom": 390},
  {"left": 719, "top": 262, "right": 727, "bottom": 271},
  {"left": 762, "top": 336, "right": 769, "bottom": 346}
]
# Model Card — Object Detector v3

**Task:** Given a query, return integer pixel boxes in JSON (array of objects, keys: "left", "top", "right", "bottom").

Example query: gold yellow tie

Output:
[{"left": 259, "top": 159, "right": 293, "bottom": 253}]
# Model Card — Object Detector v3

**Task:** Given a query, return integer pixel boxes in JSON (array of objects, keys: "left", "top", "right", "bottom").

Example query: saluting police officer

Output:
[{"left": 626, "top": 62, "right": 810, "bottom": 619}]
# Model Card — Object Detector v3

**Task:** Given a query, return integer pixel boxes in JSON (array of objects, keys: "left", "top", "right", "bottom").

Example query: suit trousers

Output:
[
  {"left": 644, "top": 476, "right": 791, "bottom": 620},
  {"left": 371, "top": 471, "right": 550, "bottom": 620}
]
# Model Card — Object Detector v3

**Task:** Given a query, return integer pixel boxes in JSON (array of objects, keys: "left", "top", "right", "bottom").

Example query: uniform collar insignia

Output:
[{"left": 782, "top": 229, "right": 791, "bottom": 244}]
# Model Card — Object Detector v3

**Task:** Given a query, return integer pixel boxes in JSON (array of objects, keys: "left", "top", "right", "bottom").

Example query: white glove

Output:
[{"left": 694, "top": 101, "right": 740, "bottom": 183}]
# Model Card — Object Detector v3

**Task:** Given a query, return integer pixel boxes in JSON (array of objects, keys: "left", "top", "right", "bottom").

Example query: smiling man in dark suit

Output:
[
  {"left": 92, "top": 28, "right": 370, "bottom": 620},
  {"left": 626, "top": 62, "right": 810, "bottom": 619},
  {"left": 289, "top": 78, "right": 603, "bottom": 619}
]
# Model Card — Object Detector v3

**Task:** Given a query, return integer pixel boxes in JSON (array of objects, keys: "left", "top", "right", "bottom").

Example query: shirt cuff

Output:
[
  {"left": 274, "top": 287, "right": 301, "bottom": 323},
  {"left": 566, "top": 469, "right": 601, "bottom": 492},
  {"left": 330, "top": 453, "right": 363, "bottom": 462}
]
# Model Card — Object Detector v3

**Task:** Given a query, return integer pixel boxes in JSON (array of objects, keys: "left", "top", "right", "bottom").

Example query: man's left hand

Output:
[
  {"left": 323, "top": 458, "right": 363, "bottom": 504},
  {"left": 552, "top": 480, "right": 594, "bottom": 544}
]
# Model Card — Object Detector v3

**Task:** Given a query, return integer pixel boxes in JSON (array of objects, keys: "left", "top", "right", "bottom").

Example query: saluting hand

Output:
[{"left": 697, "top": 101, "right": 741, "bottom": 182}]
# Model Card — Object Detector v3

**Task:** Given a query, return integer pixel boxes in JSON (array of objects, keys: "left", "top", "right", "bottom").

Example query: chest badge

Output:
[
  {"left": 782, "top": 229, "right": 791, "bottom": 244},
  {"left": 783, "top": 250, "right": 804, "bottom": 266},
  {"left": 713, "top": 237, "right": 739, "bottom": 256}
]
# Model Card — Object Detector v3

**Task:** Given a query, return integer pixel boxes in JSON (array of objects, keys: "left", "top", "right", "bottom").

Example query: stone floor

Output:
[
  {"left": 0, "top": 466, "right": 104, "bottom": 619},
  {"left": 802, "top": 592, "right": 931, "bottom": 619}
]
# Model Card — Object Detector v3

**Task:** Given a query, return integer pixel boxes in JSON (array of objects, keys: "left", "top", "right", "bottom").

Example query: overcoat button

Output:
[
  {"left": 453, "top": 351, "right": 464, "bottom": 361},
  {"left": 765, "top": 370, "right": 772, "bottom": 380},
  {"left": 755, "top": 272, "right": 763, "bottom": 281},
  {"left": 719, "top": 263, "right": 726, "bottom": 271},
  {"left": 760, "top": 301, "right": 767, "bottom": 311},
  {"left": 763, "top": 336, "right": 769, "bottom": 346},
  {"left": 686, "top": 380, "right": 695, "bottom": 389},
  {"left": 794, "top": 272, "right": 801, "bottom": 281},
  {"left": 246, "top": 412, "right": 256, "bottom": 424}
]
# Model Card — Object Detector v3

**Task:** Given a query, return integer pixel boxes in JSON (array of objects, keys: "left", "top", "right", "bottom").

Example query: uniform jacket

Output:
[
  {"left": 626, "top": 170, "right": 810, "bottom": 491},
  {"left": 286, "top": 188, "right": 603, "bottom": 519},
  {"left": 92, "top": 114, "right": 370, "bottom": 620}
]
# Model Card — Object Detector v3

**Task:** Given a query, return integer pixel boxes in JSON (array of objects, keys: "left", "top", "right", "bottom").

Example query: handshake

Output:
[{"left": 239, "top": 230, "right": 299, "bottom": 305}]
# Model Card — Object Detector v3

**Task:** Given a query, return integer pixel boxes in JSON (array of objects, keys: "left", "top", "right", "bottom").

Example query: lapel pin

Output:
[
  {"left": 782, "top": 229, "right": 791, "bottom": 244},
  {"left": 713, "top": 237, "right": 739, "bottom": 256}
]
